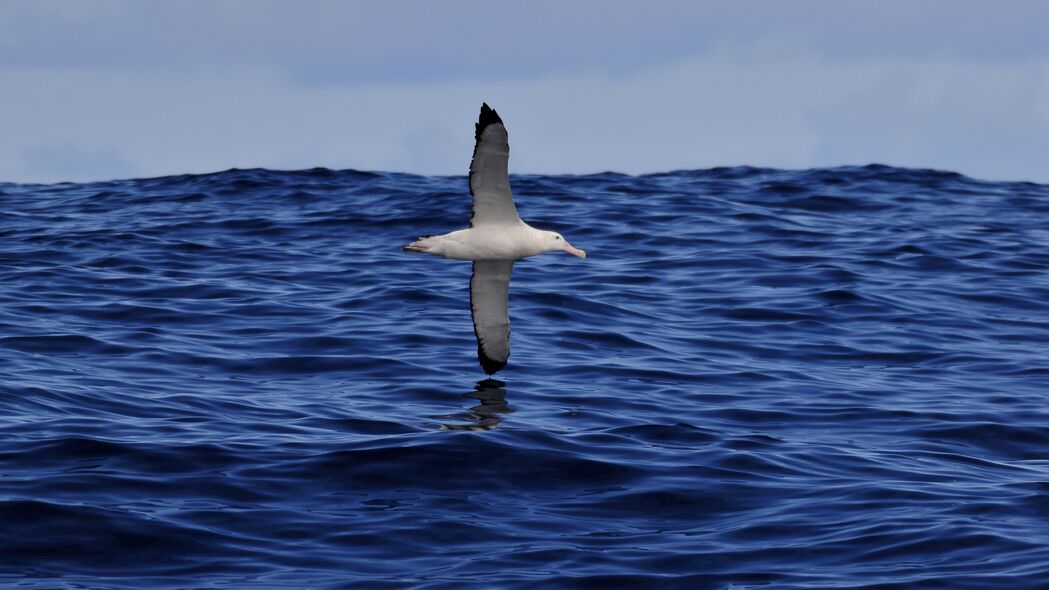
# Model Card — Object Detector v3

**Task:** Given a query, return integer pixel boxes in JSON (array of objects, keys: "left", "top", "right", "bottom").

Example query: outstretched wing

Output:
[
  {"left": 470, "top": 260, "right": 514, "bottom": 374},
  {"left": 469, "top": 103, "right": 521, "bottom": 227}
]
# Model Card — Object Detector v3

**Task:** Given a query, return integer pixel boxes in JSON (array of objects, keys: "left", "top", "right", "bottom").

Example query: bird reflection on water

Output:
[{"left": 439, "top": 379, "right": 514, "bottom": 431}]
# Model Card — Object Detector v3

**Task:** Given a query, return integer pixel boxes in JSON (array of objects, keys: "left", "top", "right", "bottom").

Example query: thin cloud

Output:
[{"left": 2, "top": 1, "right": 1048, "bottom": 183}]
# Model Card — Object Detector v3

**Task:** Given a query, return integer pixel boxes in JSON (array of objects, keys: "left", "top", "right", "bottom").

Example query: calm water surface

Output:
[{"left": 2, "top": 165, "right": 1048, "bottom": 588}]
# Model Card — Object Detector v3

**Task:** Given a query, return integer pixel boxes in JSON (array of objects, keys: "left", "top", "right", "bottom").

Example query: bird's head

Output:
[{"left": 543, "top": 231, "right": 586, "bottom": 258}]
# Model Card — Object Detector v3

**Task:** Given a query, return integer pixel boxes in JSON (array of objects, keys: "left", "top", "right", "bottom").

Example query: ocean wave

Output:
[{"left": 2, "top": 165, "right": 1048, "bottom": 588}]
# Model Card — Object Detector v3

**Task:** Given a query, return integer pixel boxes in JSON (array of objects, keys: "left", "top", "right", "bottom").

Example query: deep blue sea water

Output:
[{"left": 2, "top": 165, "right": 1049, "bottom": 589}]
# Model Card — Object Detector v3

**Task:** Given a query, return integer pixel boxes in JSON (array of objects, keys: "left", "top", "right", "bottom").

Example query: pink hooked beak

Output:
[{"left": 562, "top": 241, "right": 587, "bottom": 258}]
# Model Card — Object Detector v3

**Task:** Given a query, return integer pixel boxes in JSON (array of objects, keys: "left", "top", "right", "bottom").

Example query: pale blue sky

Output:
[{"left": 2, "top": 0, "right": 1048, "bottom": 183}]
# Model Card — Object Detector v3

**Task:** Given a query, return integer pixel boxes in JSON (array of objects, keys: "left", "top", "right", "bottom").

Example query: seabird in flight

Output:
[{"left": 404, "top": 103, "right": 586, "bottom": 374}]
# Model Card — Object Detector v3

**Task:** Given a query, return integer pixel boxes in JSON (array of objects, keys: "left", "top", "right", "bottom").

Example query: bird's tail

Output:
[{"left": 402, "top": 235, "right": 436, "bottom": 253}]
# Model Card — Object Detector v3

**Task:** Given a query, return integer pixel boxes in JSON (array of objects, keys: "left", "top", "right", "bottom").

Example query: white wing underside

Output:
[
  {"left": 470, "top": 260, "right": 513, "bottom": 374},
  {"left": 469, "top": 108, "right": 521, "bottom": 227}
]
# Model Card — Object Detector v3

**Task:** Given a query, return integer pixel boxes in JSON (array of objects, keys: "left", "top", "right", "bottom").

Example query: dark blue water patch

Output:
[{"left": 2, "top": 165, "right": 1049, "bottom": 588}]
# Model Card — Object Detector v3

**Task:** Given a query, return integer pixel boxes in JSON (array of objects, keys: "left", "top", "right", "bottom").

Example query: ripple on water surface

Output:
[{"left": 1, "top": 165, "right": 1049, "bottom": 588}]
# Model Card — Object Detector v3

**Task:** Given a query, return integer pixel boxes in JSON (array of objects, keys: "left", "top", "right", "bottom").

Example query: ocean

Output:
[{"left": 2, "top": 165, "right": 1048, "bottom": 588}]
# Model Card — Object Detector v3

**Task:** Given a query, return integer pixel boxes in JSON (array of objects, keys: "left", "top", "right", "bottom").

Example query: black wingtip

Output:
[
  {"left": 477, "top": 345, "right": 507, "bottom": 375},
  {"left": 476, "top": 103, "right": 503, "bottom": 140}
]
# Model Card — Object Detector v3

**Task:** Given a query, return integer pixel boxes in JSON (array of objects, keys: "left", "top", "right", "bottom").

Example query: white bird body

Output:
[
  {"left": 407, "top": 222, "right": 580, "bottom": 261},
  {"left": 403, "top": 103, "right": 586, "bottom": 374}
]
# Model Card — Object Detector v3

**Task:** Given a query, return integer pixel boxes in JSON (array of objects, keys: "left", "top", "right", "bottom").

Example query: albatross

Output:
[{"left": 403, "top": 103, "right": 586, "bottom": 374}]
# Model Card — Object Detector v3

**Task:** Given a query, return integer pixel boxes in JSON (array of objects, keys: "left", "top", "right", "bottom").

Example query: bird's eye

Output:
[{"left": 556, "top": 236, "right": 562, "bottom": 240}]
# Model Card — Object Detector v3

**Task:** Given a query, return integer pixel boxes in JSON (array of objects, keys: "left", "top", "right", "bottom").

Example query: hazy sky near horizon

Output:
[{"left": 2, "top": 0, "right": 1049, "bottom": 183}]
